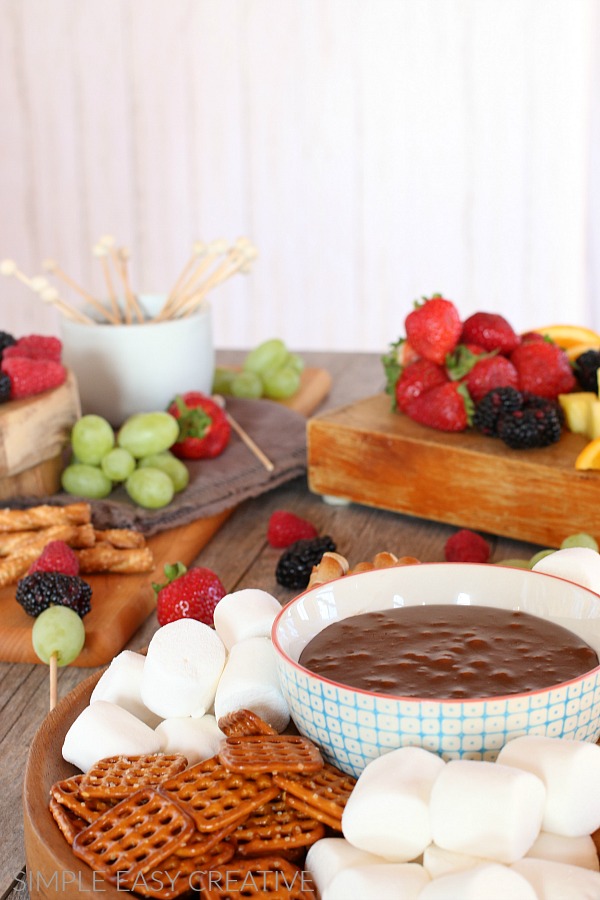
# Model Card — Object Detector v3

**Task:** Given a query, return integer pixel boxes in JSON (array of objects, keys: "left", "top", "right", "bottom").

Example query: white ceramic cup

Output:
[{"left": 60, "top": 294, "right": 215, "bottom": 426}]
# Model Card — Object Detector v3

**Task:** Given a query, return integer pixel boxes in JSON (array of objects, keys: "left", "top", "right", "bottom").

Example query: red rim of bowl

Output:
[{"left": 271, "top": 562, "right": 600, "bottom": 705}]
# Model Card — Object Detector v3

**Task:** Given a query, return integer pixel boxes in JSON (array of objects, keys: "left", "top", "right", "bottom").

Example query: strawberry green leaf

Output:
[{"left": 381, "top": 337, "right": 405, "bottom": 409}]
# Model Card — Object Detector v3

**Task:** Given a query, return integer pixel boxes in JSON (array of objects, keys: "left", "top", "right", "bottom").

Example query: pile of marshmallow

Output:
[
  {"left": 307, "top": 736, "right": 600, "bottom": 899},
  {"left": 62, "top": 588, "right": 289, "bottom": 772}
]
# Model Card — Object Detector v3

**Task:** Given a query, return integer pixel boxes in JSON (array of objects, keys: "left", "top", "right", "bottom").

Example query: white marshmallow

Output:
[
  {"left": 90, "top": 650, "right": 162, "bottom": 728},
  {"left": 213, "top": 636, "right": 289, "bottom": 732},
  {"left": 512, "top": 858, "right": 600, "bottom": 899},
  {"left": 532, "top": 546, "right": 600, "bottom": 592},
  {"left": 497, "top": 735, "right": 600, "bottom": 836},
  {"left": 341, "top": 746, "right": 445, "bottom": 861},
  {"left": 213, "top": 588, "right": 281, "bottom": 649},
  {"left": 324, "top": 863, "right": 429, "bottom": 900},
  {"left": 422, "top": 844, "right": 493, "bottom": 879},
  {"left": 305, "top": 837, "right": 387, "bottom": 896},
  {"left": 141, "top": 618, "right": 226, "bottom": 719},
  {"left": 154, "top": 715, "right": 223, "bottom": 765},
  {"left": 418, "top": 863, "right": 538, "bottom": 900},
  {"left": 526, "top": 831, "right": 600, "bottom": 872},
  {"left": 430, "top": 759, "right": 545, "bottom": 863},
  {"left": 62, "top": 700, "right": 163, "bottom": 772}
]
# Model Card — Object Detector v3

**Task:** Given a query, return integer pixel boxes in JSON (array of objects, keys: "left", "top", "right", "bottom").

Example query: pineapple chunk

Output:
[
  {"left": 558, "top": 392, "right": 596, "bottom": 435},
  {"left": 589, "top": 400, "right": 600, "bottom": 439}
]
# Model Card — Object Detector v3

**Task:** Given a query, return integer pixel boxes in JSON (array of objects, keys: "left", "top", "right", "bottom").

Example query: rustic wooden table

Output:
[{"left": 0, "top": 350, "right": 561, "bottom": 899}]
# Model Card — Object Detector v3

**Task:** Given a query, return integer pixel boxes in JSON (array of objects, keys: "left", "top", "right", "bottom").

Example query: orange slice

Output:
[
  {"left": 530, "top": 324, "right": 600, "bottom": 349},
  {"left": 575, "top": 437, "right": 600, "bottom": 470}
]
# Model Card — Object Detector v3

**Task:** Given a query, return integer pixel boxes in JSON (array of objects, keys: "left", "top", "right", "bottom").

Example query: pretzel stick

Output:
[
  {"left": 76, "top": 544, "right": 155, "bottom": 574},
  {"left": 93, "top": 528, "right": 147, "bottom": 549},
  {"left": 0, "top": 523, "right": 96, "bottom": 556},
  {"left": 0, "top": 554, "right": 35, "bottom": 587},
  {"left": 0, "top": 503, "right": 91, "bottom": 532}
]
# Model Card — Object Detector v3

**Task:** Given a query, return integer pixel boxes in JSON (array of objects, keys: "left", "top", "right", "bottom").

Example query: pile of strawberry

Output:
[
  {"left": 383, "top": 295, "right": 576, "bottom": 448},
  {"left": 0, "top": 331, "right": 67, "bottom": 401}
]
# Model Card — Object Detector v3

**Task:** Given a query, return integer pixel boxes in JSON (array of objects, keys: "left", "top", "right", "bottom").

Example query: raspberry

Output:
[
  {"left": 445, "top": 529, "right": 491, "bottom": 563},
  {"left": 28, "top": 540, "right": 80, "bottom": 576},
  {"left": 267, "top": 510, "right": 319, "bottom": 548},
  {"left": 15, "top": 571, "right": 92, "bottom": 617},
  {"left": 1, "top": 356, "right": 66, "bottom": 398},
  {"left": 2, "top": 334, "right": 62, "bottom": 361},
  {"left": 275, "top": 536, "right": 337, "bottom": 590}
]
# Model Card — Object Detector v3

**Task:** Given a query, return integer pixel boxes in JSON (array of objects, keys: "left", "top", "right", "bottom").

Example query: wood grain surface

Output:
[
  {"left": 0, "top": 367, "right": 331, "bottom": 667},
  {"left": 307, "top": 392, "right": 600, "bottom": 549}
]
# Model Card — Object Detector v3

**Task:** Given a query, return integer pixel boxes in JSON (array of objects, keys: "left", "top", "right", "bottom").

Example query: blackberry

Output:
[
  {"left": 15, "top": 571, "right": 92, "bottom": 618},
  {"left": 573, "top": 349, "right": 600, "bottom": 392},
  {"left": 0, "top": 330, "right": 15, "bottom": 360},
  {"left": 497, "top": 395, "right": 563, "bottom": 449},
  {"left": 473, "top": 387, "right": 523, "bottom": 437},
  {"left": 275, "top": 535, "right": 336, "bottom": 590},
  {"left": 0, "top": 371, "right": 11, "bottom": 403}
]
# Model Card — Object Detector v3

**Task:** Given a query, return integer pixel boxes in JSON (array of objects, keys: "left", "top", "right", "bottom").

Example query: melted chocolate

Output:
[{"left": 298, "top": 605, "right": 598, "bottom": 699}]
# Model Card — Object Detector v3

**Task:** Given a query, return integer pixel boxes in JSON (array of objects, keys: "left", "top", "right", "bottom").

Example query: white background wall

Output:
[{"left": 1, "top": 0, "right": 599, "bottom": 352}]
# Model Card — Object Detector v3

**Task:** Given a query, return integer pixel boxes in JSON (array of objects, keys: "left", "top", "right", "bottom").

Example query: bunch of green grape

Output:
[
  {"left": 212, "top": 338, "right": 305, "bottom": 400},
  {"left": 61, "top": 412, "right": 189, "bottom": 509}
]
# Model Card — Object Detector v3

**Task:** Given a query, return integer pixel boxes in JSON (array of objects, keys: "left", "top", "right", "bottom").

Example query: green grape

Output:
[
  {"left": 212, "top": 366, "right": 236, "bottom": 396},
  {"left": 494, "top": 558, "right": 531, "bottom": 569},
  {"left": 262, "top": 365, "right": 301, "bottom": 400},
  {"left": 125, "top": 467, "right": 175, "bottom": 509},
  {"left": 560, "top": 533, "right": 599, "bottom": 552},
  {"left": 243, "top": 338, "right": 289, "bottom": 375},
  {"left": 117, "top": 412, "right": 180, "bottom": 458},
  {"left": 138, "top": 452, "right": 189, "bottom": 492},
  {"left": 32, "top": 606, "right": 86, "bottom": 666},
  {"left": 230, "top": 370, "right": 263, "bottom": 399},
  {"left": 529, "top": 548, "right": 555, "bottom": 568},
  {"left": 61, "top": 463, "right": 113, "bottom": 499},
  {"left": 100, "top": 447, "right": 136, "bottom": 482},
  {"left": 71, "top": 415, "right": 115, "bottom": 465},
  {"left": 287, "top": 352, "right": 305, "bottom": 374}
]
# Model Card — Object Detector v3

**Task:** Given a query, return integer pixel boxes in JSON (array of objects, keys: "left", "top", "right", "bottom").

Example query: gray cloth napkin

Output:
[{"left": 5, "top": 397, "right": 308, "bottom": 535}]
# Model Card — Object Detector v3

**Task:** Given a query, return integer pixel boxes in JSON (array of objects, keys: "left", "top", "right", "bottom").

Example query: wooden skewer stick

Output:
[
  {"left": 154, "top": 239, "right": 229, "bottom": 321},
  {"left": 43, "top": 259, "right": 120, "bottom": 324},
  {"left": 49, "top": 653, "right": 58, "bottom": 711},
  {"left": 0, "top": 258, "right": 38, "bottom": 289},
  {"left": 156, "top": 240, "right": 207, "bottom": 321},
  {"left": 100, "top": 235, "right": 133, "bottom": 324},
  {"left": 40, "top": 286, "right": 96, "bottom": 324},
  {"left": 178, "top": 241, "right": 258, "bottom": 318},
  {"left": 93, "top": 243, "right": 122, "bottom": 323},
  {"left": 118, "top": 247, "right": 145, "bottom": 323},
  {"left": 213, "top": 394, "right": 274, "bottom": 472}
]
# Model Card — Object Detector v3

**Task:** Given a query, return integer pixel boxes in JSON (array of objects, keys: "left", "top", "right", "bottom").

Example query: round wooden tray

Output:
[{"left": 22, "top": 668, "right": 118, "bottom": 900}]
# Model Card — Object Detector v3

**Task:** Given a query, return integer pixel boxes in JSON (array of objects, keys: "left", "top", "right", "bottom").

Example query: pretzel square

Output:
[
  {"left": 121, "top": 838, "right": 236, "bottom": 899},
  {"left": 50, "top": 775, "right": 115, "bottom": 823},
  {"left": 197, "top": 856, "right": 316, "bottom": 899},
  {"left": 232, "top": 796, "right": 326, "bottom": 857},
  {"left": 218, "top": 708, "right": 278, "bottom": 738},
  {"left": 72, "top": 787, "right": 195, "bottom": 884},
  {"left": 79, "top": 753, "right": 188, "bottom": 800},
  {"left": 158, "top": 755, "right": 280, "bottom": 834},
  {"left": 273, "top": 761, "right": 356, "bottom": 827},
  {"left": 49, "top": 796, "right": 88, "bottom": 846},
  {"left": 218, "top": 735, "right": 324, "bottom": 776},
  {"left": 281, "top": 792, "right": 344, "bottom": 831}
]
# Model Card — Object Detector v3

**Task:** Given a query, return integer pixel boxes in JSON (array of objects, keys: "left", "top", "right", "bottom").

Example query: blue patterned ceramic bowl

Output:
[{"left": 272, "top": 563, "right": 600, "bottom": 777}]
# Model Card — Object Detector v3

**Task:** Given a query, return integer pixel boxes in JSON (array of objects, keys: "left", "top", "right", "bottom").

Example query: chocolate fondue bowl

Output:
[{"left": 272, "top": 563, "right": 600, "bottom": 777}]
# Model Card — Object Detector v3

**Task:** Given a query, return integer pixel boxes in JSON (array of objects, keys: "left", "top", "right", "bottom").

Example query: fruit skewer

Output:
[
  {"left": 213, "top": 393, "right": 274, "bottom": 472},
  {"left": 92, "top": 242, "right": 121, "bottom": 323},
  {"left": 42, "top": 258, "right": 119, "bottom": 324},
  {"left": 174, "top": 239, "right": 258, "bottom": 320},
  {"left": 152, "top": 237, "right": 230, "bottom": 321}
]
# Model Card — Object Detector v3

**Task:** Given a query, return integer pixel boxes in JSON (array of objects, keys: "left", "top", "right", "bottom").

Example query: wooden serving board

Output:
[
  {"left": 0, "top": 368, "right": 331, "bottom": 667},
  {"left": 307, "top": 392, "right": 600, "bottom": 549}
]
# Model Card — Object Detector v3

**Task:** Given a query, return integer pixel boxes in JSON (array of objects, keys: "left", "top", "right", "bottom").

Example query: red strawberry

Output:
[
  {"left": 460, "top": 312, "right": 520, "bottom": 355},
  {"left": 3, "top": 334, "right": 62, "bottom": 361},
  {"left": 404, "top": 295, "right": 462, "bottom": 365},
  {"left": 28, "top": 540, "right": 80, "bottom": 576},
  {"left": 153, "top": 562, "right": 226, "bottom": 627},
  {"left": 464, "top": 355, "right": 519, "bottom": 404},
  {"left": 267, "top": 510, "right": 318, "bottom": 548},
  {"left": 395, "top": 358, "right": 448, "bottom": 414},
  {"left": 1, "top": 356, "right": 66, "bottom": 398},
  {"left": 510, "top": 341, "right": 576, "bottom": 400},
  {"left": 445, "top": 529, "right": 491, "bottom": 563},
  {"left": 167, "top": 392, "right": 231, "bottom": 459},
  {"left": 405, "top": 381, "right": 473, "bottom": 432}
]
